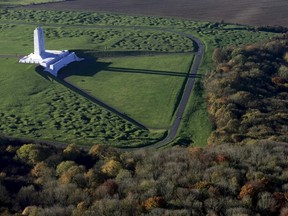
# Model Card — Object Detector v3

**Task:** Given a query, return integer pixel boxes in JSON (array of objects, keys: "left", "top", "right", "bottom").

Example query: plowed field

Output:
[{"left": 25, "top": 0, "right": 288, "bottom": 27}]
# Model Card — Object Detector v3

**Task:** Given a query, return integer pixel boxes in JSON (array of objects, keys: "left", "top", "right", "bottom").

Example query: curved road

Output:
[
  {"left": 145, "top": 33, "right": 204, "bottom": 149},
  {"left": 3, "top": 22, "right": 204, "bottom": 150},
  {"left": 58, "top": 27, "right": 205, "bottom": 149}
]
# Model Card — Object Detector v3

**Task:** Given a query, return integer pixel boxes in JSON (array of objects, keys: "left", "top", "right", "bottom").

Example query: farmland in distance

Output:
[{"left": 25, "top": 0, "right": 288, "bottom": 27}]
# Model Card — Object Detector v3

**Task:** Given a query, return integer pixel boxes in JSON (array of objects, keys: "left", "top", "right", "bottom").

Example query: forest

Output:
[
  {"left": 0, "top": 136, "right": 288, "bottom": 215},
  {"left": 206, "top": 34, "right": 288, "bottom": 145},
  {"left": 1, "top": 137, "right": 288, "bottom": 215},
  {"left": 1, "top": 34, "right": 288, "bottom": 216}
]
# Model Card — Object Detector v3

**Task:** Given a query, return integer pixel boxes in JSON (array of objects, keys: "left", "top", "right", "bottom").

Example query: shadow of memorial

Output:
[
  {"left": 35, "top": 60, "right": 149, "bottom": 130},
  {"left": 35, "top": 51, "right": 202, "bottom": 130},
  {"left": 62, "top": 49, "right": 203, "bottom": 78}
]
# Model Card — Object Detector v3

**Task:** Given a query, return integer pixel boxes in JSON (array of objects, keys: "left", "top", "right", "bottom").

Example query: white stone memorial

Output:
[{"left": 19, "top": 27, "right": 83, "bottom": 76}]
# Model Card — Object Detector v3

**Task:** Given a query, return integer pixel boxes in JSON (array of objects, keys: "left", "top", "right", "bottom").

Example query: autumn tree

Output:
[
  {"left": 101, "top": 159, "right": 122, "bottom": 177},
  {"left": 16, "top": 144, "right": 51, "bottom": 165}
]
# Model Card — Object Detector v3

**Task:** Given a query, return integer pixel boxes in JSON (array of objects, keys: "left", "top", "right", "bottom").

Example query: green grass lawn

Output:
[
  {"left": 0, "top": 25, "right": 194, "bottom": 55},
  {"left": 0, "top": 23, "right": 195, "bottom": 147},
  {"left": 0, "top": 58, "right": 163, "bottom": 147},
  {"left": 0, "top": 9, "right": 280, "bottom": 147},
  {"left": 63, "top": 53, "right": 193, "bottom": 129}
]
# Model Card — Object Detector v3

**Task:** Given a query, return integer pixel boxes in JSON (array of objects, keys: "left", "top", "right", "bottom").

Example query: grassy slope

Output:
[
  {"left": 0, "top": 24, "right": 194, "bottom": 146},
  {"left": 0, "top": 25, "right": 33, "bottom": 54},
  {"left": 64, "top": 53, "right": 193, "bottom": 129},
  {"left": 0, "top": 9, "right": 279, "bottom": 147},
  {"left": 0, "top": 58, "right": 162, "bottom": 147},
  {"left": 0, "top": 25, "right": 194, "bottom": 55}
]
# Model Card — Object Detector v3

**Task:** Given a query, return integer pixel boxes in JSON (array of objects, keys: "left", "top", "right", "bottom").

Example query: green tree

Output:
[
  {"left": 16, "top": 144, "right": 51, "bottom": 165},
  {"left": 56, "top": 161, "right": 77, "bottom": 176},
  {"left": 63, "top": 144, "right": 82, "bottom": 161},
  {"left": 101, "top": 160, "right": 122, "bottom": 177}
]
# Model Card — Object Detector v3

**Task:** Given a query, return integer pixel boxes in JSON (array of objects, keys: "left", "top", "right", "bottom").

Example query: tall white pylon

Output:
[{"left": 34, "top": 27, "right": 45, "bottom": 57}]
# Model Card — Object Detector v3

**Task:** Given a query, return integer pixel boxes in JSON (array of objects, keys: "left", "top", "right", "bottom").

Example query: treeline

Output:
[
  {"left": 206, "top": 34, "right": 288, "bottom": 145},
  {"left": 1, "top": 139, "right": 288, "bottom": 215},
  {"left": 256, "top": 25, "right": 288, "bottom": 33}
]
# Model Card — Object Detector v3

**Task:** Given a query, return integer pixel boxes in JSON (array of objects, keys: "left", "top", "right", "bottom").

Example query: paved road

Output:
[
  {"left": 60, "top": 29, "right": 204, "bottom": 150},
  {"left": 55, "top": 26, "right": 205, "bottom": 149},
  {"left": 2, "top": 22, "right": 204, "bottom": 150},
  {"left": 125, "top": 32, "right": 204, "bottom": 149}
]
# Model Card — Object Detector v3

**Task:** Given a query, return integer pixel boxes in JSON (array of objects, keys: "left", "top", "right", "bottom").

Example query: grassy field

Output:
[
  {"left": 0, "top": 22, "right": 194, "bottom": 147},
  {"left": 0, "top": 58, "right": 164, "bottom": 147},
  {"left": 0, "top": 9, "right": 279, "bottom": 147},
  {"left": 0, "top": 24, "right": 194, "bottom": 55},
  {"left": 63, "top": 53, "right": 193, "bottom": 129}
]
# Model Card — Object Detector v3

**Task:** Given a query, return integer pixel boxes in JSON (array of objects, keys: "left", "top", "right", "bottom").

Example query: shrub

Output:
[
  {"left": 272, "top": 76, "right": 287, "bottom": 85},
  {"left": 63, "top": 144, "right": 82, "bottom": 161},
  {"left": 59, "top": 165, "right": 86, "bottom": 187},
  {"left": 142, "top": 196, "right": 166, "bottom": 211},
  {"left": 88, "top": 144, "right": 102, "bottom": 158},
  {"left": 0, "top": 184, "right": 9, "bottom": 205},
  {"left": 56, "top": 161, "right": 77, "bottom": 176},
  {"left": 101, "top": 160, "right": 122, "bottom": 177},
  {"left": 238, "top": 178, "right": 269, "bottom": 199},
  {"left": 16, "top": 144, "right": 51, "bottom": 165},
  {"left": 257, "top": 192, "right": 278, "bottom": 214},
  {"left": 193, "top": 181, "right": 211, "bottom": 190}
]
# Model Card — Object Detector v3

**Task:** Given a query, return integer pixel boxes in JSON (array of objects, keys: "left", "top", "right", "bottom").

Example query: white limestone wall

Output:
[{"left": 45, "top": 52, "right": 82, "bottom": 76}]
